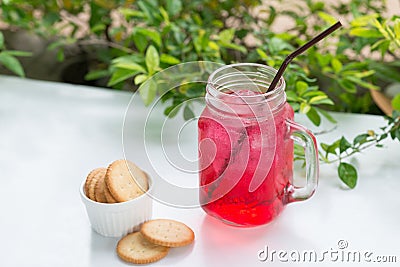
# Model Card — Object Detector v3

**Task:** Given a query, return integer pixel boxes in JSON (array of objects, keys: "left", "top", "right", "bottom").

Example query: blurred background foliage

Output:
[
  {"left": 1, "top": 0, "right": 399, "bottom": 114},
  {"left": 1, "top": 0, "right": 399, "bottom": 187}
]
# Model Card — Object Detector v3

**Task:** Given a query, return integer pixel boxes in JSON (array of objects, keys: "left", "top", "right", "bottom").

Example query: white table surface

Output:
[{"left": 0, "top": 75, "right": 399, "bottom": 267}]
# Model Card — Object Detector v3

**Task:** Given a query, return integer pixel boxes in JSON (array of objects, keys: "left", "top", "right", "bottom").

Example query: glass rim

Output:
[{"left": 207, "top": 63, "right": 286, "bottom": 100}]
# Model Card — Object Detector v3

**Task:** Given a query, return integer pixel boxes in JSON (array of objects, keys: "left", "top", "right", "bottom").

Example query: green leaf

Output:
[
  {"left": 391, "top": 93, "right": 400, "bottom": 111},
  {"left": 166, "top": 0, "right": 182, "bottom": 16},
  {"left": 371, "top": 39, "right": 390, "bottom": 53},
  {"left": 296, "top": 81, "right": 308, "bottom": 95},
  {"left": 164, "top": 104, "right": 181, "bottom": 118},
  {"left": 0, "top": 31, "right": 4, "bottom": 49},
  {"left": 43, "top": 11, "right": 60, "bottom": 26},
  {"left": 119, "top": 8, "right": 145, "bottom": 19},
  {"left": 368, "top": 61, "right": 400, "bottom": 83},
  {"left": 306, "top": 107, "right": 321, "bottom": 126},
  {"left": 139, "top": 78, "right": 157, "bottom": 106},
  {"left": 309, "top": 95, "right": 334, "bottom": 105},
  {"left": 193, "top": 31, "right": 204, "bottom": 53},
  {"left": 114, "top": 62, "right": 146, "bottom": 73},
  {"left": 84, "top": 69, "right": 109, "bottom": 81},
  {"left": 394, "top": 19, "right": 400, "bottom": 38},
  {"left": 134, "top": 74, "right": 148, "bottom": 85},
  {"left": 316, "top": 53, "right": 331, "bottom": 67},
  {"left": 218, "top": 28, "right": 235, "bottom": 43},
  {"left": 350, "top": 14, "right": 379, "bottom": 27},
  {"left": 111, "top": 54, "right": 144, "bottom": 65},
  {"left": 268, "top": 37, "right": 293, "bottom": 52},
  {"left": 345, "top": 76, "right": 379, "bottom": 90},
  {"left": 107, "top": 68, "right": 138, "bottom": 86},
  {"left": 1, "top": 50, "right": 32, "bottom": 57},
  {"left": 290, "top": 102, "right": 300, "bottom": 112},
  {"left": 339, "top": 136, "right": 352, "bottom": 153},
  {"left": 323, "top": 139, "right": 340, "bottom": 156},
  {"left": 134, "top": 28, "right": 161, "bottom": 47},
  {"left": 353, "top": 70, "right": 375, "bottom": 78},
  {"left": 132, "top": 32, "right": 148, "bottom": 53},
  {"left": 56, "top": 49, "right": 64, "bottom": 62},
  {"left": 137, "top": 0, "right": 155, "bottom": 24},
  {"left": 186, "top": 84, "right": 205, "bottom": 98},
  {"left": 320, "top": 143, "right": 330, "bottom": 152},
  {"left": 378, "top": 133, "right": 388, "bottom": 142},
  {"left": 265, "top": 6, "right": 277, "bottom": 25},
  {"left": 338, "top": 162, "right": 358, "bottom": 189},
  {"left": 294, "top": 143, "right": 305, "bottom": 156},
  {"left": 331, "top": 58, "right": 342, "bottom": 73},
  {"left": 145, "top": 45, "right": 160, "bottom": 75},
  {"left": 385, "top": 24, "right": 395, "bottom": 39},
  {"left": 183, "top": 105, "right": 195, "bottom": 120},
  {"left": 91, "top": 23, "right": 106, "bottom": 33},
  {"left": 302, "top": 90, "right": 325, "bottom": 98},
  {"left": 300, "top": 102, "right": 311, "bottom": 114},
  {"left": 372, "top": 18, "right": 389, "bottom": 39},
  {"left": 208, "top": 41, "right": 219, "bottom": 50},
  {"left": 338, "top": 79, "right": 357, "bottom": 93},
  {"left": 353, "top": 133, "right": 369, "bottom": 146},
  {"left": 310, "top": 1, "right": 324, "bottom": 12},
  {"left": 396, "top": 128, "right": 400, "bottom": 141},
  {"left": 160, "top": 54, "right": 181, "bottom": 64},
  {"left": 0, "top": 53, "right": 25, "bottom": 77},
  {"left": 349, "top": 28, "right": 382, "bottom": 38},
  {"left": 219, "top": 42, "right": 247, "bottom": 53},
  {"left": 314, "top": 107, "right": 337, "bottom": 123},
  {"left": 220, "top": 42, "right": 247, "bottom": 53},
  {"left": 47, "top": 39, "right": 68, "bottom": 51},
  {"left": 256, "top": 48, "right": 268, "bottom": 60},
  {"left": 317, "top": 11, "right": 337, "bottom": 25},
  {"left": 159, "top": 7, "right": 170, "bottom": 24},
  {"left": 286, "top": 91, "right": 299, "bottom": 102}
]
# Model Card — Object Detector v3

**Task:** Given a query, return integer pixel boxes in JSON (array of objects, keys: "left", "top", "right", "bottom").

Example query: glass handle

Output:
[{"left": 286, "top": 119, "right": 319, "bottom": 203}]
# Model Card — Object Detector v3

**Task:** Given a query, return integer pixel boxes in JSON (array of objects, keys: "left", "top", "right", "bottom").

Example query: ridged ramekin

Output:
[{"left": 80, "top": 176, "right": 153, "bottom": 237}]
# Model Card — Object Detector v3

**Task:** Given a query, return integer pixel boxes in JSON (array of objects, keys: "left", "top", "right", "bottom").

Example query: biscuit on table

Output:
[
  {"left": 140, "top": 219, "right": 195, "bottom": 247},
  {"left": 117, "top": 232, "right": 169, "bottom": 264},
  {"left": 105, "top": 159, "right": 149, "bottom": 202}
]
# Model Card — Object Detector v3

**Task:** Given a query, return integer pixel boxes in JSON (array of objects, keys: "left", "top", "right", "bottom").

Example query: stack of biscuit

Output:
[
  {"left": 117, "top": 219, "right": 195, "bottom": 264},
  {"left": 84, "top": 159, "right": 149, "bottom": 203}
]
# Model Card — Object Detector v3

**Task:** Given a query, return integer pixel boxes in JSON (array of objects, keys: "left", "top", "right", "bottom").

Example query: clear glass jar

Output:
[{"left": 198, "top": 63, "right": 319, "bottom": 227}]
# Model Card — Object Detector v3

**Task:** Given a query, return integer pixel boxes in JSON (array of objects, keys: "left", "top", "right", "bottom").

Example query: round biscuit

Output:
[
  {"left": 117, "top": 232, "right": 169, "bottom": 264},
  {"left": 140, "top": 219, "right": 195, "bottom": 247},
  {"left": 104, "top": 184, "right": 117, "bottom": 203},
  {"left": 88, "top": 168, "right": 106, "bottom": 201},
  {"left": 84, "top": 168, "right": 102, "bottom": 197},
  {"left": 94, "top": 170, "right": 108, "bottom": 203},
  {"left": 105, "top": 159, "right": 149, "bottom": 202}
]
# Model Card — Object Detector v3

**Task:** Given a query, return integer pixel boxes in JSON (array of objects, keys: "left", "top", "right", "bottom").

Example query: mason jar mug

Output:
[{"left": 198, "top": 63, "right": 319, "bottom": 227}]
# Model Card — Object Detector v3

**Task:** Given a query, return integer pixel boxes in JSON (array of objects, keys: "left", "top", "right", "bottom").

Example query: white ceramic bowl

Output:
[{"left": 80, "top": 176, "right": 153, "bottom": 237}]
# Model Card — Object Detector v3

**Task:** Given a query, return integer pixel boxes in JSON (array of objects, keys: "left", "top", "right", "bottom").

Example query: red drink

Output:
[
  {"left": 199, "top": 63, "right": 318, "bottom": 227},
  {"left": 199, "top": 89, "right": 294, "bottom": 226}
]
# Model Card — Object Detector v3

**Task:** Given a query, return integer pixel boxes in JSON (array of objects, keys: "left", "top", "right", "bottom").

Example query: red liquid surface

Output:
[{"left": 198, "top": 90, "right": 294, "bottom": 226}]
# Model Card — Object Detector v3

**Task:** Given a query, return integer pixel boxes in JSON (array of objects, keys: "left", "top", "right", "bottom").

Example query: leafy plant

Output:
[
  {"left": 0, "top": 0, "right": 399, "bottom": 189},
  {"left": 319, "top": 110, "right": 400, "bottom": 188},
  {"left": 0, "top": 32, "right": 31, "bottom": 76}
]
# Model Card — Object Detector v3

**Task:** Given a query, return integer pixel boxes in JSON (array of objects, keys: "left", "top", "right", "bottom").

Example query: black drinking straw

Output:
[{"left": 268, "top": 21, "right": 342, "bottom": 92}]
